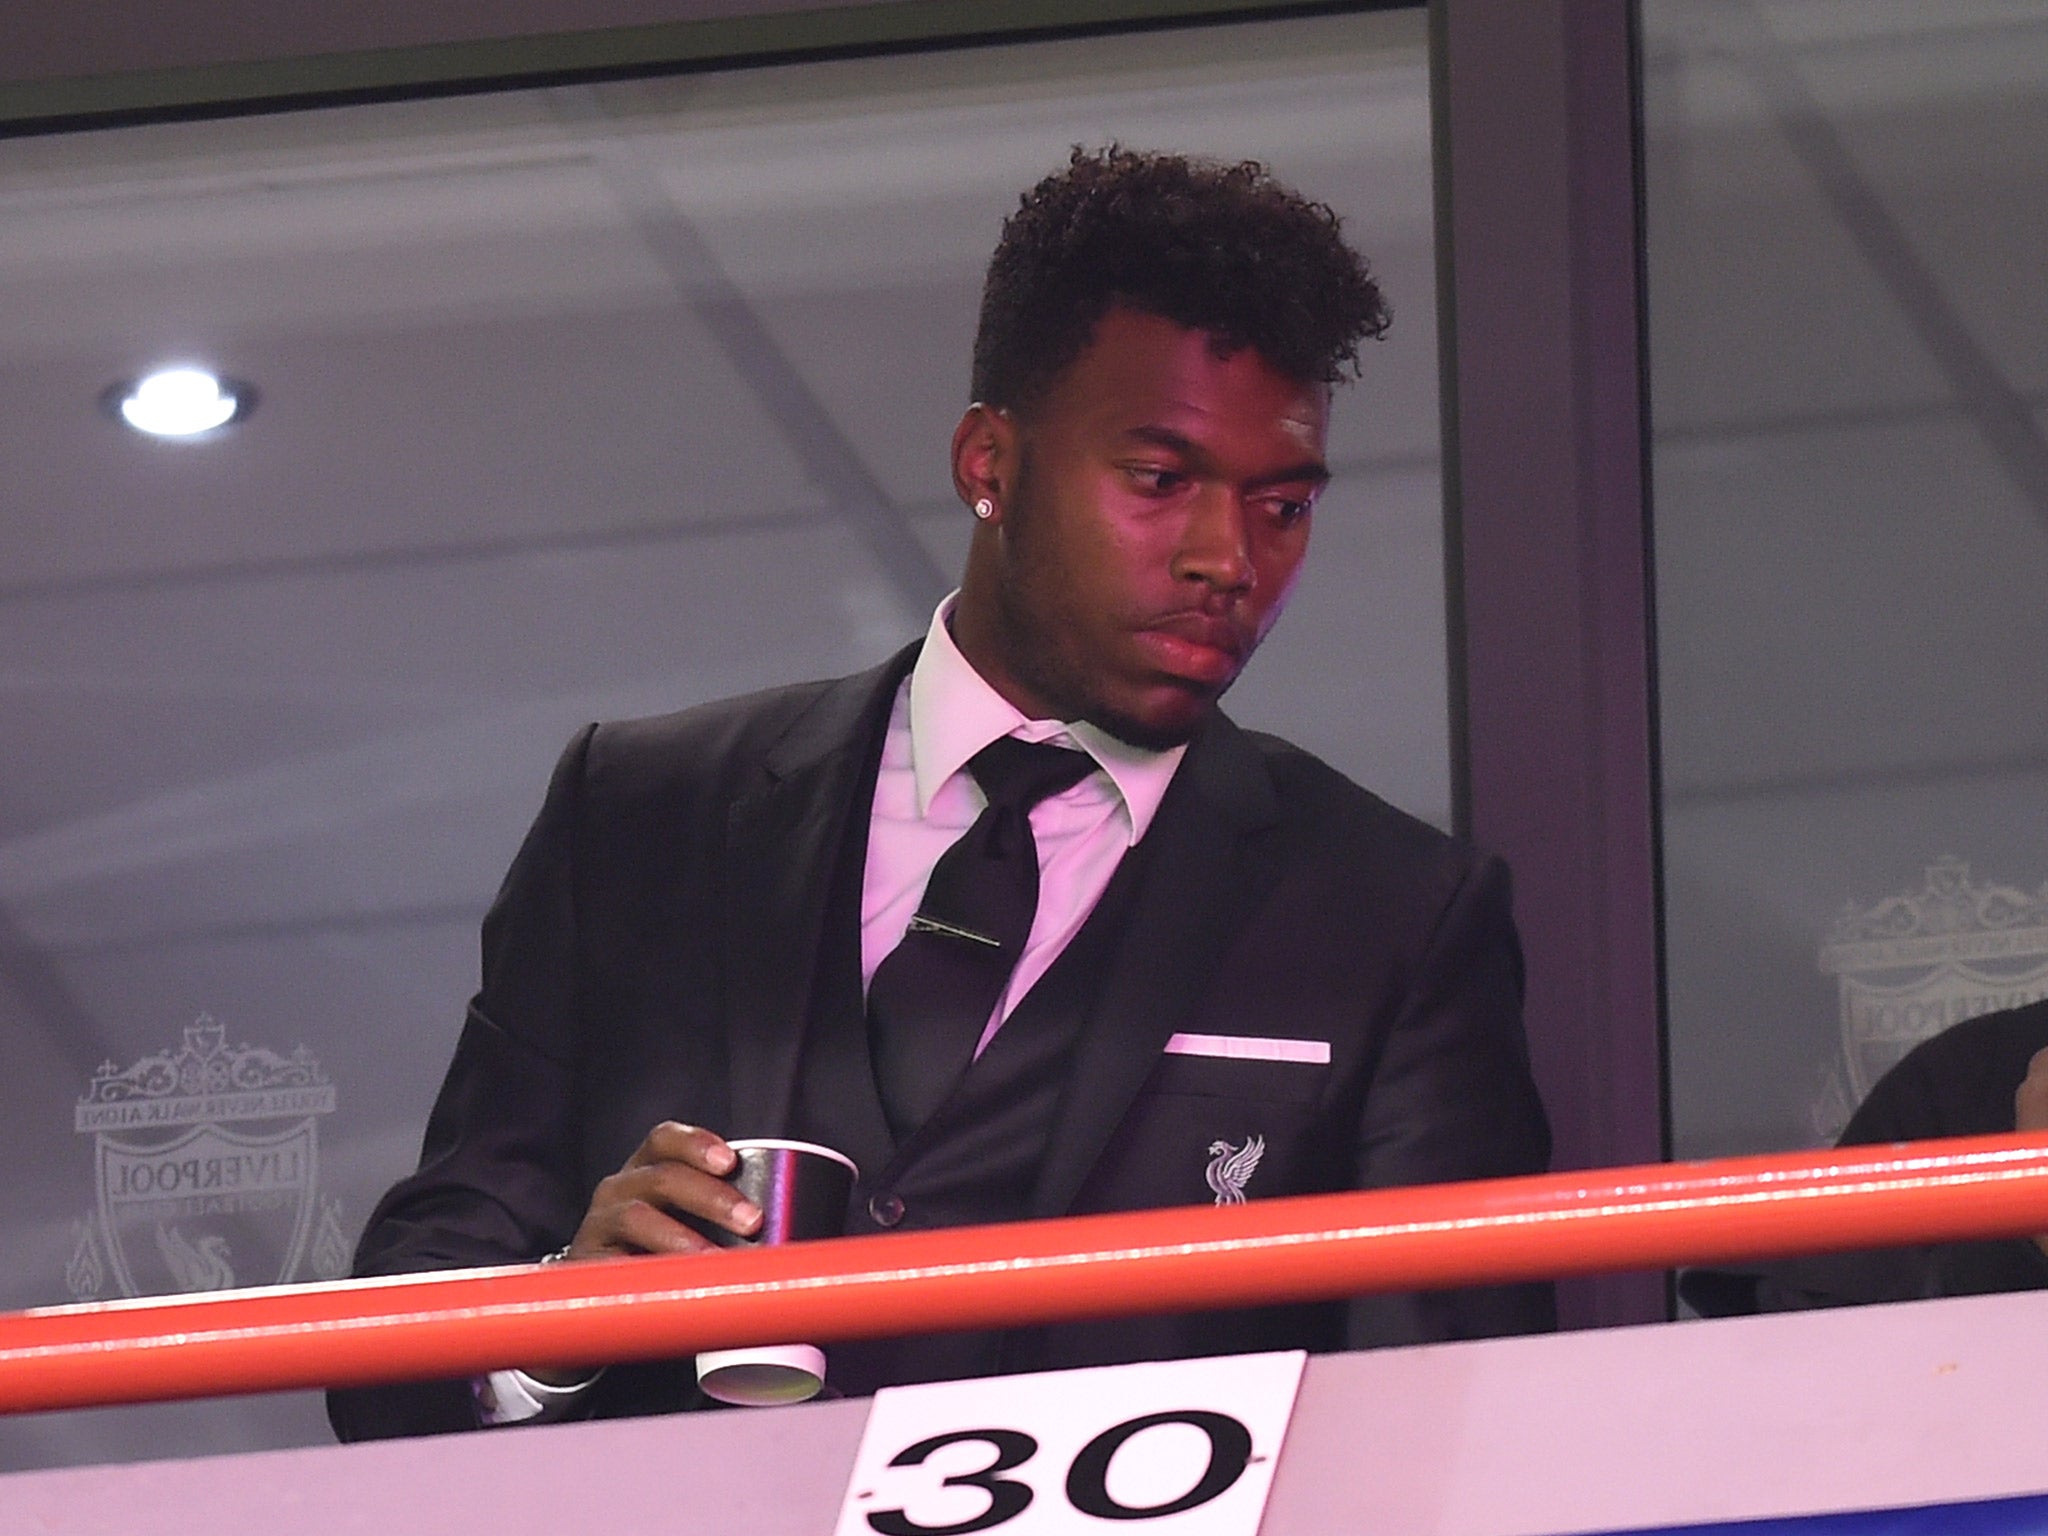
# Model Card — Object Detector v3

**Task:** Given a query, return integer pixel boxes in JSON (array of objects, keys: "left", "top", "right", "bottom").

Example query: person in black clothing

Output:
[
  {"left": 328, "top": 148, "right": 1554, "bottom": 1441},
  {"left": 1684, "top": 998, "right": 2048, "bottom": 1316}
]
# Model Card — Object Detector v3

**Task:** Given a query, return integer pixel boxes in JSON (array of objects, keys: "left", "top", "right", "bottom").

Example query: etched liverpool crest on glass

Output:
[
  {"left": 67, "top": 1015, "right": 349, "bottom": 1300},
  {"left": 1814, "top": 859, "right": 2048, "bottom": 1136}
]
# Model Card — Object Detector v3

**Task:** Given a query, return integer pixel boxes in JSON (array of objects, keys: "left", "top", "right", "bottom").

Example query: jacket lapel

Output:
[
  {"left": 1028, "top": 713, "right": 1282, "bottom": 1218},
  {"left": 719, "top": 644, "right": 916, "bottom": 1141}
]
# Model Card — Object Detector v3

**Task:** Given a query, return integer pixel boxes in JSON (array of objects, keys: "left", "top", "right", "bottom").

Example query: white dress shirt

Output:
[
  {"left": 480, "top": 597, "right": 1185, "bottom": 1424},
  {"left": 864, "top": 596, "right": 1185, "bottom": 1052}
]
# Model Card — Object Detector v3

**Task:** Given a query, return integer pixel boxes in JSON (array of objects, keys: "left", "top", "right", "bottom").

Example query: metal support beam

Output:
[
  {"left": 1435, "top": 0, "right": 1666, "bottom": 1329},
  {"left": 8, "top": 1133, "right": 2048, "bottom": 1414}
]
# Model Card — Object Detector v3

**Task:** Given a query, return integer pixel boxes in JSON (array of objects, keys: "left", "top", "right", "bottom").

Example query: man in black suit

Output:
[{"left": 329, "top": 147, "right": 1552, "bottom": 1441}]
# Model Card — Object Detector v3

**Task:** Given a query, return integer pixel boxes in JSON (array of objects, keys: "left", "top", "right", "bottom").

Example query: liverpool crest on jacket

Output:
[{"left": 1205, "top": 1134, "right": 1265, "bottom": 1204}]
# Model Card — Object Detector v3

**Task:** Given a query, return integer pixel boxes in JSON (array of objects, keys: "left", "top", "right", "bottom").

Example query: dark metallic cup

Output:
[{"left": 693, "top": 1138, "right": 858, "bottom": 1406}]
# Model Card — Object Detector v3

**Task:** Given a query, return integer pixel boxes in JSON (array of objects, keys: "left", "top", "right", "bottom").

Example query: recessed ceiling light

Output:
[{"left": 102, "top": 367, "right": 255, "bottom": 439}]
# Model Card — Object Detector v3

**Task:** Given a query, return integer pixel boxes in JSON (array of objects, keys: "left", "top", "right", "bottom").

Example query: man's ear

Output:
[{"left": 951, "top": 403, "right": 1017, "bottom": 520}]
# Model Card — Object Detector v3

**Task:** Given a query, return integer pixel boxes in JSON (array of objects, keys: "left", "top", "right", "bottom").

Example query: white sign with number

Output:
[{"left": 834, "top": 1351, "right": 1306, "bottom": 1536}]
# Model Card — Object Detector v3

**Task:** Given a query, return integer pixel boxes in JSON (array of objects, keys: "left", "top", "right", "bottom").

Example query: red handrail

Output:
[{"left": 7, "top": 1131, "right": 2048, "bottom": 1415}]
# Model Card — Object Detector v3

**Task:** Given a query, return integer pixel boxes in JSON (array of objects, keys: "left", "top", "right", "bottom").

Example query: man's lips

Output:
[{"left": 1135, "top": 616, "right": 1245, "bottom": 684}]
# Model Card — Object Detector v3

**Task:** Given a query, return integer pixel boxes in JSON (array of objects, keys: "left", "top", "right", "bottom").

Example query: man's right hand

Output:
[
  {"left": 563, "top": 1121, "right": 764, "bottom": 1260},
  {"left": 513, "top": 1123, "right": 763, "bottom": 1391}
]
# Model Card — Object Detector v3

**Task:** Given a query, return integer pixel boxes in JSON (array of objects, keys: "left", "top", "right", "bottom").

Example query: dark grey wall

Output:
[
  {"left": 0, "top": 0, "right": 876, "bottom": 84},
  {"left": 0, "top": 0, "right": 1327, "bottom": 122}
]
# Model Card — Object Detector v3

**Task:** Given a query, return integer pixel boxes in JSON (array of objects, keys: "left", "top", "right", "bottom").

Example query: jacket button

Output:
[{"left": 868, "top": 1192, "right": 905, "bottom": 1228}]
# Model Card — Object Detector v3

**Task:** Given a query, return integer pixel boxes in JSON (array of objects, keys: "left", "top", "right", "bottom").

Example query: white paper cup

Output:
[
  {"left": 694, "top": 1342, "right": 828, "bottom": 1406},
  {"left": 691, "top": 1139, "right": 857, "bottom": 1407}
]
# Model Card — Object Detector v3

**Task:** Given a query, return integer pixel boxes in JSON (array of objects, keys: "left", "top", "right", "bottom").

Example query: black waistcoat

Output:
[{"left": 786, "top": 755, "right": 1156, "bottom": 1396}]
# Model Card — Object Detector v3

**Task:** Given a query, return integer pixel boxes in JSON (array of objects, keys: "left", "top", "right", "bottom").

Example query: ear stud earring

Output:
[{"left": 973, "top": 498, "right": 996, "bottom": 520}]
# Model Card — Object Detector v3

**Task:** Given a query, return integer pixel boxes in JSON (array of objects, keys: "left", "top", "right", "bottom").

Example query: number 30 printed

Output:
[{"left": 864, "top": 1410, "right": 1255, "bottom": 1534}]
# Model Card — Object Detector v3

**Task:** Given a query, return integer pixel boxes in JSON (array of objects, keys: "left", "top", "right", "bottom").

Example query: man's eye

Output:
[
  {"left": 1262, "top": 496, "right": 1314, "bottom": 527},
  {"left": 1123, "top": 465, "right": 1187, "bottom": 494}
]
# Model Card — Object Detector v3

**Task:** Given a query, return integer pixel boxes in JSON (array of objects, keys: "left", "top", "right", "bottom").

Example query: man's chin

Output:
[{"left": 1086, "top": 689, "right": 1219, "bottom": 753}]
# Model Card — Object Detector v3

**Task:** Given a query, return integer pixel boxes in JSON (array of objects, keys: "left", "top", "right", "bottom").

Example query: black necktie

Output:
[{"left": 868, "top": 736, "right": 1098, "bottom": 1140}]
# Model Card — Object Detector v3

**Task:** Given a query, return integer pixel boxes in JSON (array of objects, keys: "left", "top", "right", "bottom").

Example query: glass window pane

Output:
[
  {"left": 0, "top": 9, "right": 1443, "bottom": 1467},
  {"left": 1644, "top": 4, "right": 2048, "bottom": 1160}
]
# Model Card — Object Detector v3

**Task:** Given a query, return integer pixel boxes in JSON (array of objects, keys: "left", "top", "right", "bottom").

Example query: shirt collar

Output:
[{"left": 908, "top": 595, "right": 1185, "bottom": 845}]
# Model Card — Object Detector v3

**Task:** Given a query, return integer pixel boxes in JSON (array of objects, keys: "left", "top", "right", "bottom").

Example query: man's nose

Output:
[{"left": 1170, "top": 488, "right": 1254, "bottom": 593}]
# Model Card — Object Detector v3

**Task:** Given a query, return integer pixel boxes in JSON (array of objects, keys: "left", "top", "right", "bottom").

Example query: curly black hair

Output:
[{"left": 971, "top": 146, "right": 1390, "bottom": 415}]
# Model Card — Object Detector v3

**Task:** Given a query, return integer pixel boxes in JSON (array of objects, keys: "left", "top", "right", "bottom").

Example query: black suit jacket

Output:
[
  {"left": 1695, "top": 1001, "right": 2048, "bottom": 1316},
  {"left": 329, "top": 645, "right": 1552, "bottom": 1439}
]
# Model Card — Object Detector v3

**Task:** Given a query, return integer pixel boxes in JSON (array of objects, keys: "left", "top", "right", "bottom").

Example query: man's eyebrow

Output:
[
  {"left": 1120, "top": 425, "right": 1331, "bottom": 487},
  {"left": 1248, "top": 460, "right": 1332, "bottom": 490},
  {"left": 1122, "top": 424, "right": 1201, "bottom": 457}
]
